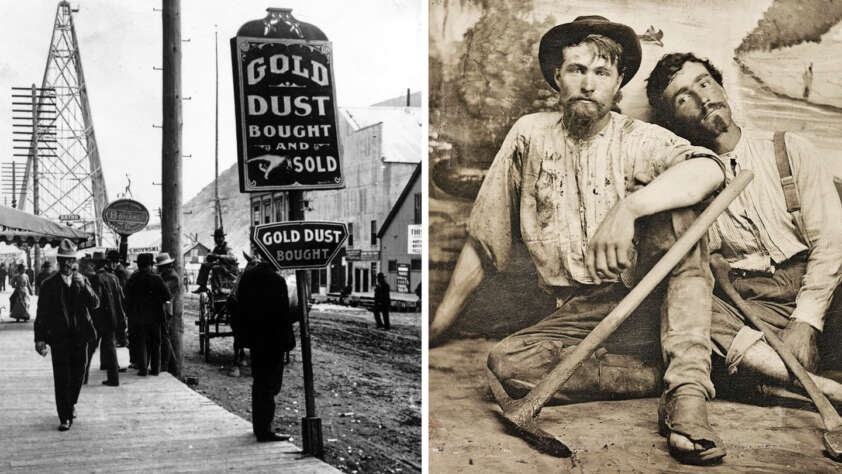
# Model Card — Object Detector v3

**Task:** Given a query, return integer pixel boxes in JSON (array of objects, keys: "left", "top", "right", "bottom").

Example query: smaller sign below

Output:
[
  {"left": 346, "top": 249, "right": 361, "bottom": 261},
  {"left": 59, "top": 214, "right": 80, "bottom": 221},
  {"left": 253, "top": 221, "right": 348, "bottom": 270},
  {"left": 396, "top": 263, "right": 410, "bottom": 293},
  {"left": 102, "top": 199, "right": 149, "bottom": 236},
  {"left": 408, "top": 224, "right": 422, "bottom": 255}
]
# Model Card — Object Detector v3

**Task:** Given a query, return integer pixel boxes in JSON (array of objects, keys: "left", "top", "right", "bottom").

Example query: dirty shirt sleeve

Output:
[
  {"left": 786, "top": 133, "right": 842, "bottom": 331},
  {"left": 466, "top": 118, "right": 526, "bottom": 273},
  {"left": 627, "top": 122, "right": 724, "bottom": 190}
]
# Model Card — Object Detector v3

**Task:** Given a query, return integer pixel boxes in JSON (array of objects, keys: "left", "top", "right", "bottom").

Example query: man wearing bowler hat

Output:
[
  {"left": 430, "top": 16, "right": 729, "bottom": 463},
  {"left": 125, "top": 253, "right": 172, "bottom": 376},
  {"left": 34, "top": 239, "right": 100, "bottom": 431}
]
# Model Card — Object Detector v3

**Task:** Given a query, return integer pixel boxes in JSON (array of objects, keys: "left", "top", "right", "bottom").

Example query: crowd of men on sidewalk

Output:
[
  {"left": 33, "top": 241, "right": 179, "bottom": 431},
  {"left": 31, "top": 228, "right": 296, "bottom": 443}
]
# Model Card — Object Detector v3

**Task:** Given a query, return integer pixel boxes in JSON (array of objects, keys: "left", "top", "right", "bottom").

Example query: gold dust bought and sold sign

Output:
[{"left": 232, "top": 36, "right": 343, "bottom": 192}]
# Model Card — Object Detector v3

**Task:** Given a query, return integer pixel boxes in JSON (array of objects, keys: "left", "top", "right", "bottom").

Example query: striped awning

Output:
[{"left": 0, "top": 206, "right": 92, "bottom": 248}]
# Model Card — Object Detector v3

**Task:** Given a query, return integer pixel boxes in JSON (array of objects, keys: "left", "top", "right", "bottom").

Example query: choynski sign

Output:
[{"left": 231, "top": 8, "right": 344, "bottom": 192}]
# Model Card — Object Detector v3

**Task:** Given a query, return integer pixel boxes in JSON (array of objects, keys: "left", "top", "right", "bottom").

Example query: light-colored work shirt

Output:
[
  {"left": 708, "top": 129, "right": 842, "bottom": 331},
  {"left": 468, "top": 111, "right": 720, "bottom": 290}
]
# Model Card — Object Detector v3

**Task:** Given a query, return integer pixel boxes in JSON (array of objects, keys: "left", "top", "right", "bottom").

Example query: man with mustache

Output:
[
  {"left": 646, "top": 53, "right": 842, "bottom": 405},
  {"left": 431, "top": 16, "right": 730, "bottom": 464}
]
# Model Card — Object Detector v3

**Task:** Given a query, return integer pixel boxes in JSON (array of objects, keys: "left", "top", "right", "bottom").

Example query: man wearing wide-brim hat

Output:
[
  {"left": 430, "top": 15, "right": 728, "bottom": 464},
  {"left": 156, "top": 252, "right": 180, "bottom": 375},
  {"left": 34, "top": 239, "right": 101, "bottom": 431},
  {"left": 192, "top": 227, "right": 238, "bottom": 294}
]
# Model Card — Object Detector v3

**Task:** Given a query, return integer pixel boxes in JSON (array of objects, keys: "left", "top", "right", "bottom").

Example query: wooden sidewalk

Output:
[{"left": 0, "top": 309, "right": 340, "bottom": 473}]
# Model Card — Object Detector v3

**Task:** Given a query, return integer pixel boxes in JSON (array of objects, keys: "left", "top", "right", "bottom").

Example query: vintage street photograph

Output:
[
  {"left": 430, "top": 0, "right": 842, "bottom": 471},
  {"left": 0, "top": 1, "right": 423, "bottom": 473}
]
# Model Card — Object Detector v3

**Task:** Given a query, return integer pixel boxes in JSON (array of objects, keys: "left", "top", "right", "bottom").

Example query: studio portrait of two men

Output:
[{"left": 428, "top": 1, "right": 842, "bottom": 471}]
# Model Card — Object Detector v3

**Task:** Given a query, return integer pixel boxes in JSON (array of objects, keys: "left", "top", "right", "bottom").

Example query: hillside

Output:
[{"left": 182, "top": 162, "right": 252, "bottom": 264}]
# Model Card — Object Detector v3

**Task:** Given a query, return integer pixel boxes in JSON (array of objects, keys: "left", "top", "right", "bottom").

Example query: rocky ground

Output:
[{"left": 180, "top": 297, "right": 421, "bottom": 474}]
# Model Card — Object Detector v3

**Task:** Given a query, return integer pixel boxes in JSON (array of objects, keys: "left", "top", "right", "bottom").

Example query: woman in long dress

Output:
[{"left": 10, "top": 263, "right": 33, "bottom": 322}]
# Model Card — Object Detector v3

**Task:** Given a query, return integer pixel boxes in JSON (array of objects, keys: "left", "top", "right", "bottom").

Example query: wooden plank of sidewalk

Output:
[{"left": 0, "top": 316, "right": 340, "bottom": 473}]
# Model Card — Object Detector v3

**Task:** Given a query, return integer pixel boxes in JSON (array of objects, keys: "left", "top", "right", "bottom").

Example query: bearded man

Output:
[
  {"left": 646, "top": 52, "right": 842, "bottom": 405},
  {"left": 430, "top": 16, "right": 731, "bottom": 464}
]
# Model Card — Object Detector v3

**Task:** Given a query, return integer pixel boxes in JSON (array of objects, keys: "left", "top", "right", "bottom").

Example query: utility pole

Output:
[
  {"left": 31, "top": 84, "right": 41, "bottom": 271},
  {"left": 161, "top": 0, "right": 183, "bottom": 377},
  {"left": 214, "top": 26, "right": 222, "bottom": 230}
]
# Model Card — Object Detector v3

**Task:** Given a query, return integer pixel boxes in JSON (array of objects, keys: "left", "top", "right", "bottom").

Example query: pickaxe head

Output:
[{"left": 487, "top": 367, "right": 572, "bottom": 457}]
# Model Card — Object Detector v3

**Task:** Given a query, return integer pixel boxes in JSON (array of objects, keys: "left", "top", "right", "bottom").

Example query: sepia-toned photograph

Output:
[
  {"left": 0, "top": 1, "right": 423, "bottom": 473},
  {"left": 429, "top": 0, "right": 842, "bottom": 471}
]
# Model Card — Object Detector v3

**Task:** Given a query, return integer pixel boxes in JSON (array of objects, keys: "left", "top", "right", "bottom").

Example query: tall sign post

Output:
[{"left": 232, "top": 8, "right": 344, "bottom": 459}]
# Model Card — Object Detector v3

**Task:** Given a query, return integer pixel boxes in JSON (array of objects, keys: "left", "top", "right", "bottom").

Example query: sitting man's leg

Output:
[
  {"left": 711, "top": 286, "right": 842, "bottom": 405},
  {"left": 192, "top": 262, "right": 212, "bottom": 293},
  {"left": 487, "top": 281, "right": 664, "bottom": 404},
  {"left": 636, "top": 208, "right": 722, "bottom": 464}
]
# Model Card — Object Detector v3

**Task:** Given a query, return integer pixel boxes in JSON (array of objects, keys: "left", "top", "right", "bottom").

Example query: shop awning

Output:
[{"left": 0, "top": 206, "right": 93, "bottom": 248}]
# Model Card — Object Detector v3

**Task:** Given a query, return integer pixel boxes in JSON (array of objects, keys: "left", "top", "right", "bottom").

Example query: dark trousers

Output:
[
  {"left": 251, "top": 350, "right": 284, "bottom": 437},
  {"left": 373, "top": 306, "right": 390, "bottom": 329},
  {"left": 196, "top": 263, "right": 211, "bottom": 288},
  {"left": 134, "top": 322, "right": 161, "bottom": 375},
  {"left": 50, "top": 341, "right": 88, "bottom": 423},
  {"left": 84, "top": 329, "right": 119, "bottom": 384}
]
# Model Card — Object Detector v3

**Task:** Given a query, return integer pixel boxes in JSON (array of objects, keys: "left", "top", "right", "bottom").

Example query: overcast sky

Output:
[{"left": 0, "top": 0, "right": 425, "bottom": 216}]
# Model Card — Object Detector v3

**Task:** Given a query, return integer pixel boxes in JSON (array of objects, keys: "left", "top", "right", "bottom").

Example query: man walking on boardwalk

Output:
[{"left": 34, "top": 239, "right": 100, "bottom": 431}]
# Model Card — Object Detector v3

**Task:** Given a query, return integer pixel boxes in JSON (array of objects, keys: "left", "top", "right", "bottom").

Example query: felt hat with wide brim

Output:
[
  {"left": 56, "top": 239, "right": 79, "bottom": 259},
  {"left": 538, "top": 15, "right": 641, "bottom": 91},
  {"left": 155, "top": 252, "right": 174, "bottom": 266}
]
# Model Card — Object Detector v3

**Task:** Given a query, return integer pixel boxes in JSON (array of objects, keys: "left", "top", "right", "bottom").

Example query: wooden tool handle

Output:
[
  {"left": 519, "top": 170, "right": 755, "bottom": 412},
  {"left": 713, "top": 268, "right": 842, "bottom": 431}
]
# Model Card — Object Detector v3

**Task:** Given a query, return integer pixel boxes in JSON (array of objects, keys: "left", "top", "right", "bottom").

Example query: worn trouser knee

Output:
[
  {"left": 638, "top": 208, "right": 714, "bottom": 401},
  {"left": 488, "top": 337, "right": 661, "bottom": 399}
]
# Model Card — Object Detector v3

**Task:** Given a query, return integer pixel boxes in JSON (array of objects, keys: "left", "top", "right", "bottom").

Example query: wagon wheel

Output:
[
  {"left": 198, "top": 292, "right": 209, "bottom": 359},
  {"left": 203, "top": 294, "right": 213, "bottom": 362}
]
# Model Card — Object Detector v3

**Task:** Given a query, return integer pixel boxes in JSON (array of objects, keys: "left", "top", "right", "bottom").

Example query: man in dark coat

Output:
[
  {"left": 125, "top": 253, "right": 171, "bottom": 376},
  {"left": 236, "top": 254, "right": 294, "bottom": 442},
  {"left": 373, "top": 272, "right": 391, "bottom": 330},
  {"left": 35, "top": 261, "right": 54, "bottom": 295},
  {"left": 34, "top": 239, "right": 100, "bottom": 431},
  {"left": 105, "top": 249, "right": 129, "bottom": 347},
  {"left": 84, "top": 252, "right": 126, "bottom": 386}
]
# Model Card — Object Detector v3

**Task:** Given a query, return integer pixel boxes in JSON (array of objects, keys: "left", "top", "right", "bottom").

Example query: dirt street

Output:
[{"left": 180, "top": 298, "right": 421, "bottom": 474}]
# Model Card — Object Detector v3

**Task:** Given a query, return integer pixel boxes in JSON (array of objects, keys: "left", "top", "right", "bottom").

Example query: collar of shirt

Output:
[{"left": 61, "top": 273, "right": 72, "bottom": 287}]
